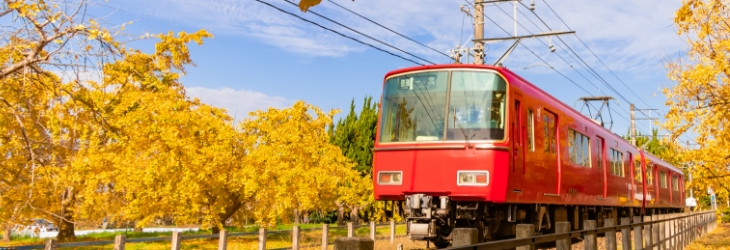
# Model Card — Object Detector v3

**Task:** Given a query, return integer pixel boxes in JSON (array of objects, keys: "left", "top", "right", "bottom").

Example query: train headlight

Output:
[
  {"left": 378, "top": 171, "right": 403, "bottom": 185},
  {"left": 457, "top": 171, "right": 489, "bottom": 186}
]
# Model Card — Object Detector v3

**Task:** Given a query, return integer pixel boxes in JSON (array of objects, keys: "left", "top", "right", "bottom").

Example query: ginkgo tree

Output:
[
  {"left": 1, "top": 0, "right": 375, "bottom": 243},
  {"left": 237, "top": 101, "right": 367, "bottom": 228},
  {"left": 0, "top": 0, "right": 130, "bottom": 241},
  {"left": 665, "top": 0, "right": 730, "bottom": 207}
]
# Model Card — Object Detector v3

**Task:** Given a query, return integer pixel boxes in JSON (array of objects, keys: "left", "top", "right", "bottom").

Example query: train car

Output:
[{"left": 372, "top": 64, "right": 684, "bottom": 248}]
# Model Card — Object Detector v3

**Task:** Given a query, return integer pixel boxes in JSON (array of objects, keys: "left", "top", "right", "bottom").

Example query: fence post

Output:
[
  {"left": 692, "top": 213, "right": 697, "bottom": 242},
  {"left": 658, "top": 214, "right": 666, "bottom": 250},
  {"left": 322, "top": 224, "right": 329, "bottom": 250},
  {"left": 652, "top": 214, "right": 660, "bottom": 250},
  {"left": 171, "top": 231, "right": 182, "bottom": 250},
  {"left": 258, "top": 227, "right": 267, "bottom": 250},
  {"left": 664, "top": 214, "right": 671, "bottom": 250},
  {"left": 555, "top": 221, "right": 571, "bottom": 250},
  {"left": 218, "top": 229, "right": 228, "bottom": 250},
  {"left": 516, "top": 224, "right": 535, "bottom": 250},
  {"left": 643, "top": 215, "right": 652, "bottom": 249},
  {"left": 292, "top": 225, "right": 300, "bottom": 250},
  {"left": 700, "top": 213, "right": 704, "bottom": 236},
  {"left": 584, "top": 220, "right": 597, "bottom": 250},
  {"left": 620, "top": 217, "right": 631, "bottom": 250},
  {"left": 679, "top": 213, "right": 685, "bottom": 249},
  {"left": 44, "top": 238, "right": 58, "bottom": 250},
  {"left": 604, "top": 218, "right": 616, "bottom": 250},
  {"left": 692, "top": 213, "right": 700, "bottom": 241},
  {"left": 114, "top": 234, "right": 126, "bottom": 250},
  {"left": 671, "top": 214, "right": 676, "bottom": 249},
  {"left": 370, "top": 221, "right": 376, "bottom": 240},
  {"left": 678, "top": 214, "right": 683, "bottom": 248},
  {"left": 633, "top": 216, "right": 643, "bottom": 250},
  {"left": 347, "top": 222, "right": 354, "bottom": 238},
  {"left": 390, "top": 220, "right": 395, "bottom": 243}
]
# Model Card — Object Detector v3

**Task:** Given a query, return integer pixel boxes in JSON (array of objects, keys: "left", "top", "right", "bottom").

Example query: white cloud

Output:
[{"left": 186, "top": 87, "right": 293, "bottom": 118}]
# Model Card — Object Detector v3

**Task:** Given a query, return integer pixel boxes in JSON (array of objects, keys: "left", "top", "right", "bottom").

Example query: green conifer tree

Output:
[{"left": 330, "top": 96, "right": 379, "bottom": 176}]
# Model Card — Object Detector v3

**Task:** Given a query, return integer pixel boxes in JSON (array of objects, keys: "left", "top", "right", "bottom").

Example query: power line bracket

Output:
[{"left": 493, "top": 38, "right": 522, "bottom": 66}]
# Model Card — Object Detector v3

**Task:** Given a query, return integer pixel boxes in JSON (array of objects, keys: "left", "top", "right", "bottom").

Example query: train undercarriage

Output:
[{"left": 401, "top": 194, "right": 683, "bottom": 248}]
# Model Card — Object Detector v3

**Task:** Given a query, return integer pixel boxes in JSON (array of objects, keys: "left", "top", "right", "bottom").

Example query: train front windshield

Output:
[{"left": 379, "top": 70, "right": 507, "bottom": 143}]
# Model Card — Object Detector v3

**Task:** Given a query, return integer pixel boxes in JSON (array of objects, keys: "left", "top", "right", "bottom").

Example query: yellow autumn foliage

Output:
[
  {"left": 665, "top": 0, "right": 730, "bottom": 204},
  {"left": 1, "top": 0, "right": 373, "bottom": 242},
  {"left": 298, "top": 0, "right": 323, "bottom": 12}
]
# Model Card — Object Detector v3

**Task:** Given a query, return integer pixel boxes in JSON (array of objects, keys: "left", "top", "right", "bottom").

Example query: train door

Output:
[
  {"left": 631, "top": 153, "right": 644, "bottom": 202},
  {"left": 627, "top": 152, "right": 635, "bottom": 201},
  {"left": 595, "top": 136, "right": 607, "bottom": 198},
  {"left": 542, "top": 109, "right": 559, "bottom": 195},
  {"left": 510, "top": 100, "right": 524, "bottom": 191}
]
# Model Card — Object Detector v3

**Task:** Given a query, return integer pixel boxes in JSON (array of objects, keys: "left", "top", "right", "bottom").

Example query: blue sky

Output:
[{"left": 95, "top": 0, "right": 689, "bottom": 141}]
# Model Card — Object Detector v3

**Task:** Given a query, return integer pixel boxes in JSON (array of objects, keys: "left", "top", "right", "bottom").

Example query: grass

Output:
[{"left": 0, "top": 223, "right": 409, "bottom": 249}]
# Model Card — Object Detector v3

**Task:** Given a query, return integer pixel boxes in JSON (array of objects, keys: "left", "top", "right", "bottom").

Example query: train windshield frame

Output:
[{"left": 379, "top": 69, "right": 507, "bottom": 143}]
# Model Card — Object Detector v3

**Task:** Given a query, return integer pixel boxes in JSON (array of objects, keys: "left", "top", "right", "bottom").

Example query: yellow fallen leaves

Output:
[{"left": 299, "top": 0, "right": 322, "bottom": 12}]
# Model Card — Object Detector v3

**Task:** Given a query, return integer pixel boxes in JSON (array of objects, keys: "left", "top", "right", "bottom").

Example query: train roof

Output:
[{"left": 383, "top": 64, "right": 683, "bottom": 175}]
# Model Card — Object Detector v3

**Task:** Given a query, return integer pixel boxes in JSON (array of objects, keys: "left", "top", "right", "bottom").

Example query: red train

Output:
[{"left": 372, "top": 64, "right": 685, "bottom": 247}]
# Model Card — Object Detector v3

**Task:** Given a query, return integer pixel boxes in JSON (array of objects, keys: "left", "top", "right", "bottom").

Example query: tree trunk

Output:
[
  {"left": 57, "top": 188, "right": 76, "bottom": 242},
  {"left": 350, "top": 206, "right": 359, "bottom": 225},
  {"left": 2, "top": 226, "right": 10, "bottom": 242},
  {"left": 56, "top": 213, "right": 76, "bottom": 242},
  {"left": 212, "top": 201, "right": 241, "bottom": 234},
  {"left": 337, "top": 203, "right": 344, "bottom": 226},
  {"left": 294, "top": 209, "right": 300, "bottom": 224}
]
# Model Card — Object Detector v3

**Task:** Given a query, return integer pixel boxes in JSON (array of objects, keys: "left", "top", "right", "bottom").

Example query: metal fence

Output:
[
  {"left": 446, "top": 210, "right": 718, "bottom": 250},
  {"left": 7, "top": 221, "right": 405, "bottom": 250}
]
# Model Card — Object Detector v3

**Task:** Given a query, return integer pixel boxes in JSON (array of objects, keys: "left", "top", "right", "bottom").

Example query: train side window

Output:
[
  {"left": 514, "top": 100, "right": 521, "bottom": 146},
  {"left": 568, "top": 129, "right": 590, "bottom": 167},
  {"left": 596, "top": 137, "right": 604, "bottom": 169},
  {"left": 633, "top": 157, "right": 642, "bottom": 183},
  {"left": 527, "top": 109, "right": 534, "bottom": 152},
  {"left": 660, "top": 171, "right": 668, "bottom": 188},
  {"left": 542, "top": 111, "right": 557, "bottom": 154},
  {"left": 646, "top": 163, "right": 654, "bottom": 186},
  {"left": 672, "top": 175, "right": 679, "bottom": 191},
  {"left": 609, "top": 149, "right": 624, "bottom": 177}
]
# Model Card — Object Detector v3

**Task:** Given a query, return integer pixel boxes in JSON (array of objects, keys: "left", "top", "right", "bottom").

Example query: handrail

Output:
[{"left": 446, "top": 210, "right": 717, "bottom": 250}]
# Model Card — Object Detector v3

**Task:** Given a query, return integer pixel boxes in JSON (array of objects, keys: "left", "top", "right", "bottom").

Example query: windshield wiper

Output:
[{"left": 453, "top": 107, "right": 474, "bottom": 148}]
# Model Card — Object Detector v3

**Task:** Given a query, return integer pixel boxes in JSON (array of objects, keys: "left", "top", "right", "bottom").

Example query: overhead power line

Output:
[
  {"left": 488, "top": 3, "right": 604, "bottom": 94},
  {"left": 540, "top": 0, "right": 652, "bottom": 109},
  {"left": 325, "top": 0, "right": 452, "bottom": 59},
  {"left": 481, "top": 8, "right": 656, "bottom": 136},
  {"left": 480, "top": 12, "right": 592, "bottom": 95},
  {"left": 281, "top": 0, "right": 436, "bottom": 65},
  {"left": 511, "top": 1, "right": 631, "bottom": 107},
  {"left": 254, "top": 0, "right": 425, "bottom": 66},
  {"left": 537, "top": 0, "right": 697, "bottom": 145}
]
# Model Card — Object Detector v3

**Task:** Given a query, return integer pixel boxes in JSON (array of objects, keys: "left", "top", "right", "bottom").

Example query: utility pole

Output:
[
  {"left": 463, "top": 0, "right": 574, "bottom": 66},
  {"left": 635, "top": 108, "right": 659, "bottom": 131},
  {"left": 630, "top": 104, "right": 636, "bottom": 146},
  {"left": 686, "top": 140, "right": 693, "bottom": 199},
  {"left": 685, "top": 140, "right": 698, "bottom": 210},
  {"left": 473, "top": 0, "right": 485, "bottom": 65}
]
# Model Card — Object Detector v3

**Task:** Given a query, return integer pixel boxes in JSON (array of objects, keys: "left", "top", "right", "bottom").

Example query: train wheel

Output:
[{"left": 431, "top": 239, "right": 450, "bottom": 249}]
